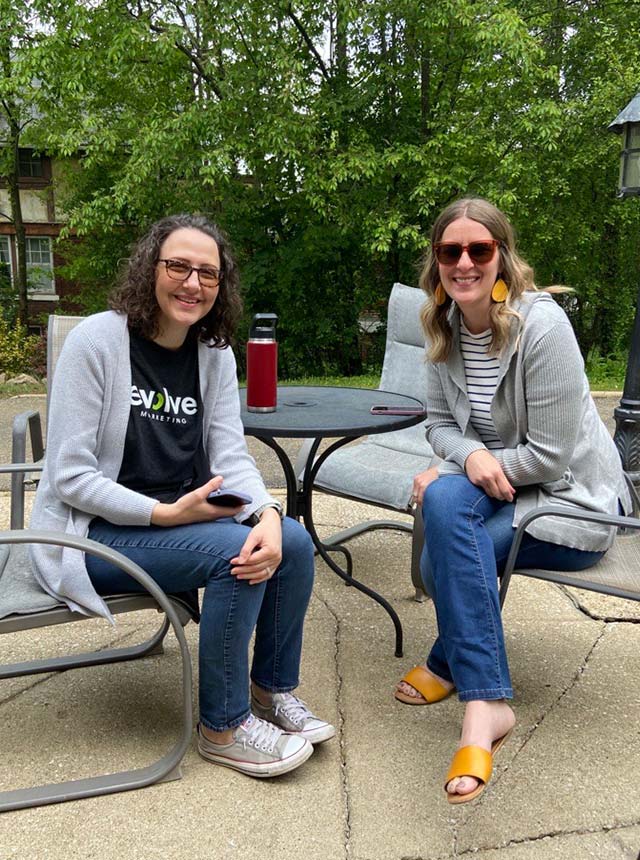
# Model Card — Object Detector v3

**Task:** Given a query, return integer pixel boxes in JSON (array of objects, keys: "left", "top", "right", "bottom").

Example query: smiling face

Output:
[
  {"left": 153, "top": 227, "right": 221, "bottom": 349},
  {"left": 437, "top": 216, "right": 501, "bottom": 332}
]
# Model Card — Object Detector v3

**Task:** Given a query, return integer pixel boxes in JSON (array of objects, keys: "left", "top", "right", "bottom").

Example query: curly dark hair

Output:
[{"left": 109, "top": 214, "right": 242, "bottom": 347}]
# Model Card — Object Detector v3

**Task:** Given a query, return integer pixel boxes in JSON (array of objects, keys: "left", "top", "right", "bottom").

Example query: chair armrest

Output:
[
  {"left": 0, "top": 460, "right": 44, "bottom": 530},
  {"left": 9, "top": 411, "right": 45, "bottom": 531},
  {"left": 0, "top": 529, "right": 190, "bottom": 632},
  {"left": 12, "top": 410, "right": 44, "bottom": 464},
  {"left": 500, "top": 505, "right": 640, "bottom": 602},
  {"left": 0, "top": 462, "right": 44, "bottom": 475}
]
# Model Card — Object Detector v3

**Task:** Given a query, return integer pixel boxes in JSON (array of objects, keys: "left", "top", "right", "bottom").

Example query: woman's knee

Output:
[{"left": 422, "top": 475, "right": 468, "bottom": 527}]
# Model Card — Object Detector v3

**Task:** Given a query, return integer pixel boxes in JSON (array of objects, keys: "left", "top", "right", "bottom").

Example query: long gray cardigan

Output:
[
  {"left": 426, "top": 292, "right": 629, "bottom": 551},
  {"left": 29, "top": 311, "right": 277, "bottom": 620}
]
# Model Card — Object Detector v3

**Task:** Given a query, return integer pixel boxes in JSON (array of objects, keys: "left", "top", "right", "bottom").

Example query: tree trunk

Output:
[{"left": 7, "top": 118, "right": 29, "bottom": 328}]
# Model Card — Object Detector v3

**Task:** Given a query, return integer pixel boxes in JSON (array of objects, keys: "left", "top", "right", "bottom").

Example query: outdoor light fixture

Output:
[
  {"left": 608, "top": 92, "right": 640, "bottom": 198},
  {"left": 608, "top": 92, "right": 640, "bottom": 479}
]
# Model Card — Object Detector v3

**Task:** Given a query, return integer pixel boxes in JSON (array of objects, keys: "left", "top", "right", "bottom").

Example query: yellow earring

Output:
[
  {"left": 491, "top": 278, "right": 508, "bottom": 303},
  {"left": 434, "top": 283, "right": 447, "bottom": 306}
]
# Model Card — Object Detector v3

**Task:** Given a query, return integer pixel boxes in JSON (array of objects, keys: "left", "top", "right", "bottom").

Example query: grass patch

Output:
[
  {"left": 0, "top": 381, "right": 46, "bottom": 398},
  {"left": 585, "top": 351, "right": 626, "bottom": 391}
]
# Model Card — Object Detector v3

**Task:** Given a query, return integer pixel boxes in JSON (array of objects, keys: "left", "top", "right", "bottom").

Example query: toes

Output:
[
  {"left": 446, "top": 776, "right": 479, "bottom": 796},
  {"left": 397, "top": 682, "right": 420, "bottom": 699},
  {"left": 446, "top": 777, "right": 461, "bottom": 794}
]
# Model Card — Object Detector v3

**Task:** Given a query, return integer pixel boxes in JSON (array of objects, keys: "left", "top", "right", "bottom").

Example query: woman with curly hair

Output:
[
  {"left": 30, "top": 214, "right": 334, "bottom": 778},
  {"left": 395, "top": 198, "right": 629, "bottom": 802}
]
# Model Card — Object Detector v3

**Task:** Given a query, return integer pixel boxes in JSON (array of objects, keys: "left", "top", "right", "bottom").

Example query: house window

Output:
[
  {"left": 0, "top": 236, "right": 13, "bottom": 292},
  {"left": 18, "top": 149, "right": 44, "bottom": 179},
  {"left": 26, "top": 237, "right": 55, "bottom": 294}
]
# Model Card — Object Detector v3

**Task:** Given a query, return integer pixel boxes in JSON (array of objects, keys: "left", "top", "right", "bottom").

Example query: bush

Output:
[{"left": 0, "top": 315, "right": 41, "bottom": 377}]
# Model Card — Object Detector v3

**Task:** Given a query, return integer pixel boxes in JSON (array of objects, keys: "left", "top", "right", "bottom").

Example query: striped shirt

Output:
[{"left": 460, "top": 322, "right": 503, "bottom": 451}]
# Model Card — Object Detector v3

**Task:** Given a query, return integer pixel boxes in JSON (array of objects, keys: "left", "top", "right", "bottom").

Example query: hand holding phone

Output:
[
  {"left": 206, "top": 488, "right": 253, "bottom": 507},
  {"left": 370, "top": 404, "right": 426, "bottom": 416}
]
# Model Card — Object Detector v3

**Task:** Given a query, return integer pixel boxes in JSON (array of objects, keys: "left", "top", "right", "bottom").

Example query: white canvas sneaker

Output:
[
  {"left": 197, "top": 714, "right": 313, "bottom": 777},
  {"left": 251, "top": 692, "right": 336, "bottom": 744}
]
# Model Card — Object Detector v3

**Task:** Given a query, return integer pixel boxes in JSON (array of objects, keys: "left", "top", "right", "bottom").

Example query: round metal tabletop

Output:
[{"left": 240, "top": 385, "right": 425, "bottom": 438}]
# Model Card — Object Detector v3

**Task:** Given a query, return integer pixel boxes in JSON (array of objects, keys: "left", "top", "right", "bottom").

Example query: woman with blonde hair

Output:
[{"left": 395, "top": 197, "right": 629, "bottom": 803}]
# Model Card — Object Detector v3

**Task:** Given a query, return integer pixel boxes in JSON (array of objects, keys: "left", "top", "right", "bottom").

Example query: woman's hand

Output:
[
  {"left": 151, "top": 476, "right": 245, "bottom": 527},
  {"left": 464, "top": 450, "right": 515, "bottom": 501},
  {"left": 411, "top": 466, "right": 441, "bottom": 507},
  {"left": 230, "top": 508, "right": 283, "bottom": 585}
]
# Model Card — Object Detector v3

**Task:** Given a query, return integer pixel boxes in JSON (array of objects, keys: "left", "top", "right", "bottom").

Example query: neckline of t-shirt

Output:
[{"left": 460, "top": 319, "right": 491, "bottom": 339}]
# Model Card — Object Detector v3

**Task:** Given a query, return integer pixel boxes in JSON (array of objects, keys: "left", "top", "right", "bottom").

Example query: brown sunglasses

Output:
[{"left": 434, "top": 239, "right": 500, "bottom": 266}]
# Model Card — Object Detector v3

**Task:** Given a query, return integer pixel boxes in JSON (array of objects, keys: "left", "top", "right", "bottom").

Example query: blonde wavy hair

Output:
[{"left": 420, "top": 197, "right": 542, "bottom": 362}]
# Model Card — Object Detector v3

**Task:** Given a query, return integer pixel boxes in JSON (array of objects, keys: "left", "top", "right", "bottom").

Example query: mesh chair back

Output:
[{"left": 46, "top": 315, "right": 85, "bottom": 406}]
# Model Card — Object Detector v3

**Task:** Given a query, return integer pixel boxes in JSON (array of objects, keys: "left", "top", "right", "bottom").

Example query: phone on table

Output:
[
  {"left": 206, "top": 488, "right": 253, "bottom": 507},
  {"left": 370, "top": 405, "right": 426, "bottom": 416}
]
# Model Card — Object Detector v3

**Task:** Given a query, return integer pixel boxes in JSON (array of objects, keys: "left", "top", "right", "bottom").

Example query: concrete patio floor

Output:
[{"left": 0, "top": 393, "right": 639, "bottom": 858}]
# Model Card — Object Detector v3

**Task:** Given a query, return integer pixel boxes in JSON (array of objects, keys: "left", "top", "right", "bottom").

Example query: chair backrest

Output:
[
  {"left": 372, "top": 283, "right": 430, "bottom": 458},
  {"left": 378, "top": 283, "right": 428, "bottom": 404},
  {"left": 46, "top": 315, "right": 86, "bottom": 405}
]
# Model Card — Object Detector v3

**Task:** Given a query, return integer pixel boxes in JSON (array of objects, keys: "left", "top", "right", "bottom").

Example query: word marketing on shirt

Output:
[{"left": 130, "top": 385, "right": 198, "bottom": 425}]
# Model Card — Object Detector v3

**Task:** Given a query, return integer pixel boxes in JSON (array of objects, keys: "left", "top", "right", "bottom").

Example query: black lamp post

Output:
[{"left": 608, "top": 93, "right": 640, "bottom": 480}]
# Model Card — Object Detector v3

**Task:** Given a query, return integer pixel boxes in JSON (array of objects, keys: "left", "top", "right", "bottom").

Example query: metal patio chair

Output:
[
  {"left": 499, "top": 484, "right": 640, "bottom": 609},
  {"left": 0, "top": 314, "right": 197, "bottom": 811},
  {"left": 296, "top": 283, "right": 435, "bottom": 600}
]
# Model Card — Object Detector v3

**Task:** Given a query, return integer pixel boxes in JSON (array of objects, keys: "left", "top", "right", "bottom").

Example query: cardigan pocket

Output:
[{"left": 541, "top": 470, "right": 575, "bottom": 494}]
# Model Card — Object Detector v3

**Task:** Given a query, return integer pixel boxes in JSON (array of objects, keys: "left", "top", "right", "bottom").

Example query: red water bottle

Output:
[{"left": 246, "top": 313, "right": 278, "bottom": 412}]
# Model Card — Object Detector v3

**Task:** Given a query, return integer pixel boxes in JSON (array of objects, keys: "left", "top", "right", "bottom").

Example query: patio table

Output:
[{"left": 240, "top": 385, "right": 426, "bottom": 657}]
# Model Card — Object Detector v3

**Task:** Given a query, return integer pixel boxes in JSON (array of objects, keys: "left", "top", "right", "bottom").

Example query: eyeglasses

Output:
[
  {"left": 158, "top": 258, "right": 222, "bottom": 288},
  {"left": 433, "top": 240, "right": 500, "bottom": 266}
]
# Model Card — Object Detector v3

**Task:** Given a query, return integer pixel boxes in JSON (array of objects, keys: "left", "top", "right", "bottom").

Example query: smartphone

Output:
[
  {"left": 206, "top": 488, "right": 253, "bottom": 507},
  {"left": 370, "top": 405, "right": 426, "bottom": 416}
]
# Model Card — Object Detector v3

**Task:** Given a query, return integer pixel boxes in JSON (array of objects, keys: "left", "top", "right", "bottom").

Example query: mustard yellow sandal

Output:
[
  {"left": 444, "top": 729, "right": 513, "bottom": 804},
  {"left": 394, "top": 665, "right": 454, "bottom": 705}
]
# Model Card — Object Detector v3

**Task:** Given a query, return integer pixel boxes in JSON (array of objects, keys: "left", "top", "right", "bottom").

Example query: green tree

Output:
[
  {"left": 22, "top": 0, "right": 640, "bottom": 373},
  {"left": 0, "top": 0, "right": 44, "bottom": 326}
]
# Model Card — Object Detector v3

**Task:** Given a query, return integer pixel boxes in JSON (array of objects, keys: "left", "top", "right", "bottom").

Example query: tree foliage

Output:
[{"left": 5, "top": 0, "right": 640, "bottom": 373}]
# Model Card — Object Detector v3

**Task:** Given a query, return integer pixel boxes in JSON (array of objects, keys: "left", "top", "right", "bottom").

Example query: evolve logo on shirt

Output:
[{"left": 131, "top": 385, "right": 198, "bottom": 424}]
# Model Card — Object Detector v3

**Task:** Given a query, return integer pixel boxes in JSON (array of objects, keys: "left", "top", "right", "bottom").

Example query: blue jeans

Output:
[
  {"left": 420, "top": 476, "right": 604, "bottom": 702},
  {"left": 86, "top": 516, "right": 314, "bottom": 732}
]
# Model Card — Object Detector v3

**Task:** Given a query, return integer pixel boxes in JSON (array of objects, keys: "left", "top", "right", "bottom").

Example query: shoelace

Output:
[
  {"left": 273, "top": 694, "right": 312, "bottom": 726},
  {"left": 241, "top": 715, "right": 283, "bottom": 753}
]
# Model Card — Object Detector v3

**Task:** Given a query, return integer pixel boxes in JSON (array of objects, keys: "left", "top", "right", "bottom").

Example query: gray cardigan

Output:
[
  {"left": 29, "top": 311, "right": 277, "bottom": 619},
  {"left": 426, "top": 292, "right": 630, "bottom": 551}
]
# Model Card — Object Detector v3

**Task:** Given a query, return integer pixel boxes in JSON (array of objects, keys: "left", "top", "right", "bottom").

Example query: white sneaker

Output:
[
  {"left": 197, "top": 714, "right": 313, "bottom": 777},
  {"left": 251, "top": 691, "right": 336, "bottom": 744}
]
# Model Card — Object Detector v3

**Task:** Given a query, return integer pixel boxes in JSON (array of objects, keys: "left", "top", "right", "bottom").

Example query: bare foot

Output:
[
  {"left": 396, "top": 664, "right": 454, "bottom": 702},
  {"left": 446, "top": 700, "right": 516, "bottom": 799}
]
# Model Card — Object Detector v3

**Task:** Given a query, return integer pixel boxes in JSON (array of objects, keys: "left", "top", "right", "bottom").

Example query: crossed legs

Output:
[{"left": 399, "top": 475, "right": 603, "bottom": 800}]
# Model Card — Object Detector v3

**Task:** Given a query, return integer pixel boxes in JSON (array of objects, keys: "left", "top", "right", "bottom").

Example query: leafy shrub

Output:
[{"left": 0, "top": 315, "right": 41, "bottom": 377}]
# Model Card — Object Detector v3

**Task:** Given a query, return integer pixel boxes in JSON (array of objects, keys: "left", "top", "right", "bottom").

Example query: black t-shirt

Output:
[{"left": 118, "top": 332, "right": 211, "bottom": 502}]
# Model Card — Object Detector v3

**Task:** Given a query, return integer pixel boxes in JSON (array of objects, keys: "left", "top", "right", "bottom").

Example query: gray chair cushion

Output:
[
  {"left": 315, "top": 438, "right": 431, "bottom": 510},
  {"left": 0, "top": 543, "right": 61, "bottom": 619}
]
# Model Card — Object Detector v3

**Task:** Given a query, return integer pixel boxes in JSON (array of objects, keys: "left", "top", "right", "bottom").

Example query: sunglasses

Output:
[{"left": 433, "top": 240, "right": 500, "bottom": 266}]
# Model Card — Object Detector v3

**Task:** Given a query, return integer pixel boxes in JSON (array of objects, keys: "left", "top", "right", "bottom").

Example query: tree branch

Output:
[{"left": 286, "top": 4, "right": 331, "bottom": 82}]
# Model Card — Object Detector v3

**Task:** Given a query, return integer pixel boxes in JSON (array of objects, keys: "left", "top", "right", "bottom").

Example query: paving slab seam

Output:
[
  {"left": 396, "top": 819, "right": 640, "bottom": 860},
  {"left": 448, "top": 623, "right": 609, "bottom": 847},
  {"left": 557, "top": 584, "right": 640, "bottom": 624},
  {"left": 453, "top": 819, "right": 640, "bottom": 857},
  {"left": 312, "top": 591, "right": 352, "bottom": 860}
]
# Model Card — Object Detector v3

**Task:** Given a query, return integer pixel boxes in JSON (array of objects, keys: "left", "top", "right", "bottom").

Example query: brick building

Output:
[{"left": 0, "top": 147, "right": 80, "bottom": 332}]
